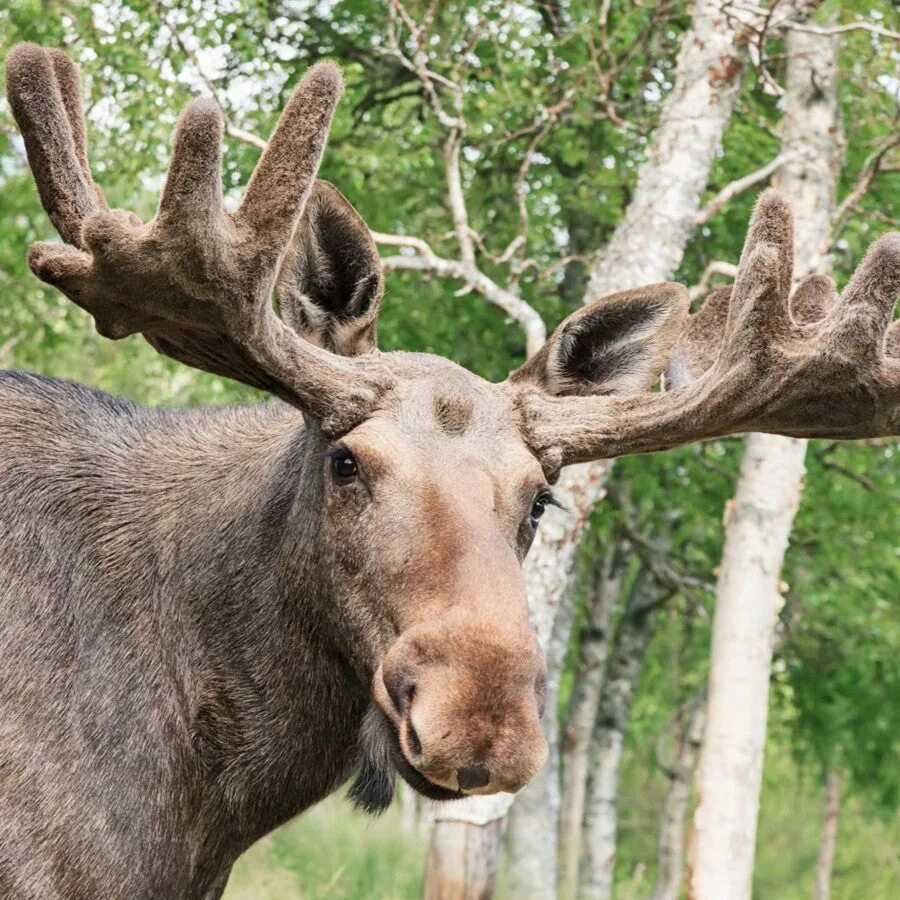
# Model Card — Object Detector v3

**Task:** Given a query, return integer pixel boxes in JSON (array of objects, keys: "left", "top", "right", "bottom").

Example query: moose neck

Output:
[{"left": 141, "top": 406, "right": 375, "bottom": 853}]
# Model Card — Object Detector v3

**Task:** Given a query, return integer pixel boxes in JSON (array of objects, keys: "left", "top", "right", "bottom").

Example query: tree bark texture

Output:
[
  {"left": 578, "top": 564, "right": 672, "bottom": 900},
  {"left": 500, "top": 2, "right": 755, "bottom": 893},
  {"left": 428, "top": 1, "right": 772, "bottom": 894},
  {"left": 558, "top": 544, "right": 628, "bottom": 900},
  {"left": 688, "top": 21, "right": 839, "bottom": 900},
  {"left": 651, "top": 688, "right": 708, "bottom": 900},
  {"left": 425, "top": 818, "right": 504, "bottom": 900},
  {"left": 813, "top": 769, "right": 841, "bottom": 900},
  {"left": 504, "top": 461, "right": 613, "bottom": 899}
]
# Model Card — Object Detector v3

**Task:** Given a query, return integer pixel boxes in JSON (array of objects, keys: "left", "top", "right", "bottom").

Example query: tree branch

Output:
[
  {"left": 689, "top": 261, "right": 739, "bottom": 301},
  {"left": 830, "top": 136, "right": 900, "bottom": 232},
  {"left": 381, "top": 252, "right": 548, "bottom": 356},
  {"left": 694, "top": 151, "right": 798, "bottom": 226},
  {"left": 157, "top": 1, "right": 549, "bottom": 358}
]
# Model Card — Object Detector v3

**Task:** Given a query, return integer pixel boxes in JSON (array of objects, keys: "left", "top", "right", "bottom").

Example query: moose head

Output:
[{"left": 5, "top": 44, "right": 899, "bottom": 818}]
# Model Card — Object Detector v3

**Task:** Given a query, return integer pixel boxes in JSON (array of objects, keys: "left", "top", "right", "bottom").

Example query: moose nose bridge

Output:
[{"left": 456, "top": 520, "right": 530, "bottom": 609}]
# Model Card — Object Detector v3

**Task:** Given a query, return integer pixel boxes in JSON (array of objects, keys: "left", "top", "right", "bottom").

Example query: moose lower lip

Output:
[{"left": 387, "top": 725, "right": 464, "bottom": 802}]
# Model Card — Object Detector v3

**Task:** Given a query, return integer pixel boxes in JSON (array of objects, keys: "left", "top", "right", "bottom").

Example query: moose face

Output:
[
  {"left": 317, "top": 359, "right": 552, "bottom": 803},
  {"left": 5, "top": 46, "right": 706, "bottom": 812}
]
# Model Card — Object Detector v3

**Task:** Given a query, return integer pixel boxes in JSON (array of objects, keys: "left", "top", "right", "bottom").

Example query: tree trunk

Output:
[
  {"left": 503, "top": 460, "right": 612, "bottom": 898},
  {"left": 578, "top": 564, "right": 672, "bottom": 900},
  {"left": 425, "top": 818, "right": 504, "bottom": 900},
  {"left": 813, "top": 769, "right": 841, "bottom": 900},
  {"left": 651, "top": 688, "right": 707, "bottom": 900},
  {"left": 500, "top": 2, "right": 753, "bottom": 893},
  {"left": 558, "top": 543, "right": 628, "bottom": 900},
  {"left": 688, "top": 20, "right": 839, "bottom": 900}
]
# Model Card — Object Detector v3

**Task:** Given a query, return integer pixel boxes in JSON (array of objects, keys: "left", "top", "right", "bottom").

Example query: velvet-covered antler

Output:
[
  {"left": 6, "top": 43, "right": 389, "bottom": 432},
  {"left": 517, "top": 190, "right": 900, "bottom": 468}
]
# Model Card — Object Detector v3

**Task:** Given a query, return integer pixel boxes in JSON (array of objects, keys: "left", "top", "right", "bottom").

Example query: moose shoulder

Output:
[{"left": 2, "top": 43, "right": 899, "bottom": 900}]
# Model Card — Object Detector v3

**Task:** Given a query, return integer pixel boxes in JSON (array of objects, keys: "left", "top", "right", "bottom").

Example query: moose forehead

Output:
[{"left": 344, "top": 355, "right": 545, "bottom": 501}]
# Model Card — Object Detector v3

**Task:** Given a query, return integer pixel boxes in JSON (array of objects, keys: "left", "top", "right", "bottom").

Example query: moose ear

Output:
[
  {"left": 509, "top": 283, "right": 689, "bottom": 396},
  {"left": 276, "top": 180, "right": 383, "bottom": 356}
]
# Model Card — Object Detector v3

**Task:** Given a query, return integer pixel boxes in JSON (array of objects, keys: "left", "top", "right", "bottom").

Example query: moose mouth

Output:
[
  {"left": 386, "top": 723, "right": 465, "bottom": 802},
  {"left": 349, "top": 705, "right": 464, "bottom": 814}
]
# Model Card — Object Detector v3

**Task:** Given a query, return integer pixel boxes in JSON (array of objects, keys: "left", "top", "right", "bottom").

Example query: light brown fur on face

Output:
[{"left": 321, "top": 363, "right": 549, "bottom": 797}]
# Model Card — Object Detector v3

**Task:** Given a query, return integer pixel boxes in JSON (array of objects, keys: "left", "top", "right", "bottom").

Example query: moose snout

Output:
[{"left": 373, "top": 624, "right": 548, "bottom": 797}]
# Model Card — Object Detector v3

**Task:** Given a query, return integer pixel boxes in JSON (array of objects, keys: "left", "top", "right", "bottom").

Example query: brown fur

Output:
[{"left": 519, "top": 191, "right": 900, "bottom": 464}]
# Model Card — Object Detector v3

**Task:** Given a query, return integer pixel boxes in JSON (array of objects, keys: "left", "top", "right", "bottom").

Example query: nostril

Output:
[
  {"left": 457, "top": 763, "right": 491, "bottom": 791},
  {"left": 405, "top": 719, "right": 422, "bottom": 758},
  {"left": 384, "top": 669, "right": 416, "bottom": 716}
]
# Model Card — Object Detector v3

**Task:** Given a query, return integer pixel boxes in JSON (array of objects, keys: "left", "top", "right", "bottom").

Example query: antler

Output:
[
  {"left": 518, "top": 190, "right": 900, "bottom": 467},
  {"left": 6, "top": 43, "right": 389, "bottom": 433}
]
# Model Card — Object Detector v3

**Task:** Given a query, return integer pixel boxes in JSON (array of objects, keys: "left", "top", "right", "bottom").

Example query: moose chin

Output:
[{"left": 2, "top": 41, "right": 898, "bottom": 900}]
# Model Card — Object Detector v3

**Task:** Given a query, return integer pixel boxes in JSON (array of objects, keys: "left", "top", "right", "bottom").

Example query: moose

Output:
[{"left": 1, "top": 43, "right": 898, "bottom": 899}]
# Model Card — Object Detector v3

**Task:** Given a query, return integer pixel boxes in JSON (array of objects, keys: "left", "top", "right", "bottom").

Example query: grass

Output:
[
  {"left": 224, "top": 750, "right": 899, "bottom": 899},
  {"left": 223, "top": 795, "right": 426, "bottom": 900}
]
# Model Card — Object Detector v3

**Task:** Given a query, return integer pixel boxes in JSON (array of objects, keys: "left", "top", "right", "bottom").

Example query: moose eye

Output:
[
  {"left": 330, "top": 448, "right": 358, "bottom": 484},
  {"left": 529, "top": 494, "right": 551, "bottom": 527}
]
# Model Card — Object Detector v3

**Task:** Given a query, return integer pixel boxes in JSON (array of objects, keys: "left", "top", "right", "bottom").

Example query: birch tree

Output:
[
  {"left": 689, "top": 20, "right": 841, "bottom": 899},
  {"left": 503, "top": 3, "right": 791, "bottom": 892},
  {"left": 558, "top": 539, "right": 628, "bottom": 899},
  {"left": 576, "top": 563, "right": 672, "bottom": 900},
  {"left": 814, "top": 770, "right": 842, "bottom": 900},
  {"left": 575, "top": 488, "right": 715, "bottom": 900},
  {"left": 650, "top": 688, "right": 707, "bottom": 900}
]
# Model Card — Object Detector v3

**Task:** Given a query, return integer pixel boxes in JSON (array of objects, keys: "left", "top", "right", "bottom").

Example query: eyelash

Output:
[{"left": 529, "top": 490, "right": 560, "bottom": 526}]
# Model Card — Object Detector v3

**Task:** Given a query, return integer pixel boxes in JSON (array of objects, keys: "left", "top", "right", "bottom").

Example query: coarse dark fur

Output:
[{"left": 0, "top": 372, "right": 368, "bottom": 896}]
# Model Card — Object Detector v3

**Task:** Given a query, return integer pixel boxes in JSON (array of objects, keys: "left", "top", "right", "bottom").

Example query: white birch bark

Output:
[
  {"left": 427, "top": 0, "right": 807, "bottom": 891},
  {"left": 558, "top": 548, "right": 627, "bottom": 900},
  {"left": 813, "top": 769, "right": 841, "bottom": 900},
  {"left": 501, "top": 3, "right": 753, "bottom": 893},
  {"left": 577, "top": 560, "right": 672, "bottom": 900},
  {"left": 688, "top": 21, "right": 839, "bottom": 900},
  {"left": 651, "top": 689, "right": 707, "bottom": 900}
]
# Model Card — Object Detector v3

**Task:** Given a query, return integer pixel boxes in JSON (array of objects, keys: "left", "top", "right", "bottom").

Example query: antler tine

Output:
[
  {"left": 790, "top": 274, "right": 835, "bottom": 325},
  {"left": 236, "top": 62, "right": 343, "bottom": 249},
  {"left": 831, "top": 233, "right": 900, "bottom": 360},
  {"left": 722, "top": 189, "right": 795, "bottom": 349},
  {"left": 666, "top": 286, "right": 731, "bottom": 389},
  {"left": 9, "top": 44, "right": 391, "bottom": 434},
  {"left": 6, "top": 43, "right": 107, "bottom": 246},
  {"left": 517, "top": 190, "right": 900, "bottom": 467},
  {"left": 156, "top": 99, "right": 225, "bottom": 226}
]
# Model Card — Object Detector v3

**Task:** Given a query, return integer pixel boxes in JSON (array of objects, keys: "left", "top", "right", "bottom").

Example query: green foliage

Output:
[{"left": 225, "top": 794, "right": 426, "bottom": 899}]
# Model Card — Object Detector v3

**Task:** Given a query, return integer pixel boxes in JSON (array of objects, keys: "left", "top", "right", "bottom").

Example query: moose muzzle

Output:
[{"left": 373, "top": 617, "right": 548, "bottom": 797}]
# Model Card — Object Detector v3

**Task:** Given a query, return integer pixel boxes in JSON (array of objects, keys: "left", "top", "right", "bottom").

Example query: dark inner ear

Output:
[
  {"left": 275, "top": 180, "right": 383, "bottom": 356},
  {"left": 559, "top": 298, "right": 662, "bottom": 388},
  {"left": 510, "top": 284, "right": 689, "bottom": 397}
]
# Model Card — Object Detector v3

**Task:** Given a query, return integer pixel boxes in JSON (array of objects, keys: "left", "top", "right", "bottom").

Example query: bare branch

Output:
[
  {"left": 375, "top": 2, "right": 549, "bottom": 354},
  {"left": 688, "top": 260, "right": 739, "bottom": 301},
  {"left": 225, "top": 125, "right": 267, "bottom": 152},
  {"left": 607, "top": 484, "right": 717, "bottom": 597},
  {"left": 830, "top": 136, "right": 900, "bottom": 232},
  {"left": 731, "top": 3, "right": 900, "bottom": 41},
  {"left": 162, "top": 2, "right": 550, "bottom": 359},
  {"left": 381, "top": 252, "right": 548, "bottom": 356},
  {"left": 370, "top": 231, "right": 437, "bottom": 259},
  {"left": 0, "top": 331, "right": 26, "bottom": 365},
  {"left": 694, "top": 151, "right": 798, "bottom": 226},
  {"left": 157, "top": 6, "right": 269, "bottom": 152}
]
